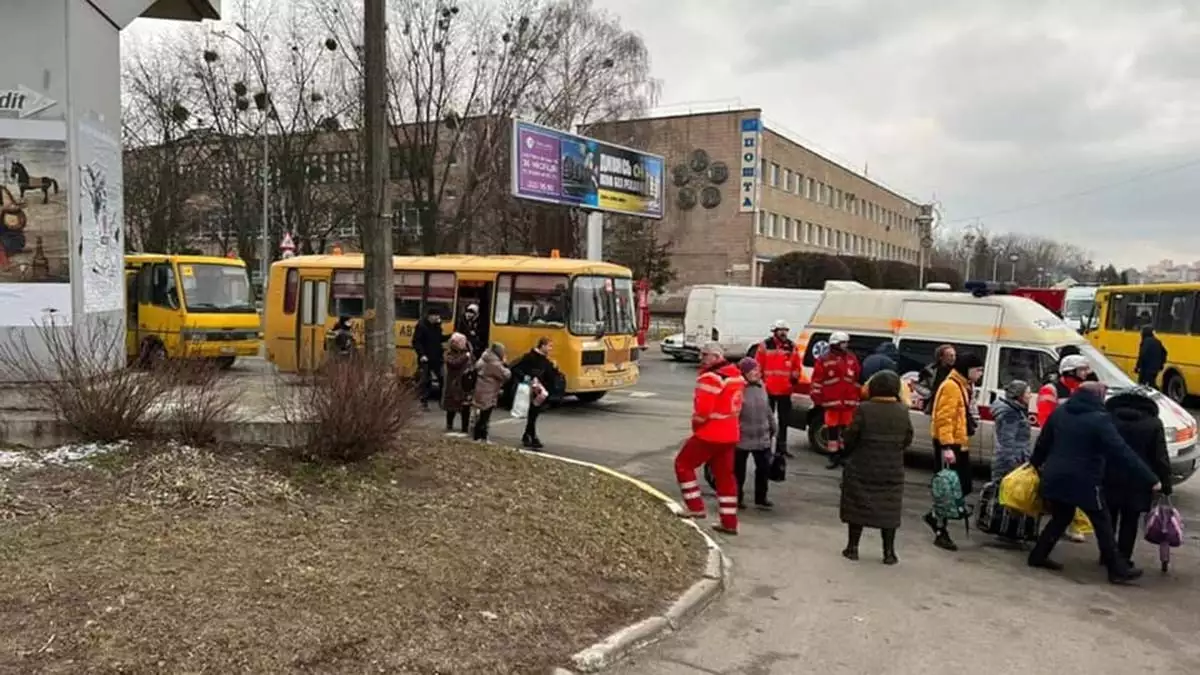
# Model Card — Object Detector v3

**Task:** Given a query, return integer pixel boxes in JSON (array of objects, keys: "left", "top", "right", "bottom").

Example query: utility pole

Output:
[{"left": 362, "top": 0, "right": 394, "bottom": 364}]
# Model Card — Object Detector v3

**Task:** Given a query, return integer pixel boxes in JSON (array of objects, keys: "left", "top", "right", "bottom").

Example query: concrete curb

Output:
[{"left": 510, "top": 446, "right": 729, "bottom": 674}]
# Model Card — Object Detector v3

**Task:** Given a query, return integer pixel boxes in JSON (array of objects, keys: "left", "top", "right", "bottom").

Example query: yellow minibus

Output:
[
  {"left": 125, "top": 254, "right": 261, "bottom": 368},
  {"left": 262, "top": 254, "right": 640, "bottom": 401}
]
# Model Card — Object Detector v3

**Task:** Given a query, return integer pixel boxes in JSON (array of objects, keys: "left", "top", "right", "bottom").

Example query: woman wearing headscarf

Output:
[
  {"left": 991, "top": 379, "right": 1033, "bottom": 482},
  {"left": 472, "top": 342, "right": 511, "bottom": 443},
  {"left": 840, "top": 370, "right": 913, "bottom": 565},
  {"left": 442, "top": 332, "right": 474, "bottom": 435}
]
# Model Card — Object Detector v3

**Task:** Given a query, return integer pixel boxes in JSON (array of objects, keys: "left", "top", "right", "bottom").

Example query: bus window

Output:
[
  {"left": 425, "top": 272, "right": 455, "bottom": 319},
  {"left": 395, "top": 271, "right": 423, "bottom": 319},
  {"left": 495, "top": 273, "right": 567, "bottom": 326},
  {"left": 494, "top": 274, "right": 512, "bottom": 324},
  {"left": 1120, "top": 292, "right": 1158, "bottom": 331},
  {"left": 1156, "top": 292, "right": 1194, "bottom": 334},
  {"left": 150, "top": 263, "right": 179, "bottom": 309},
  {"left": 332, "top": 270, "right": 365, "bottom": 317},
  {"left": 284, "top": 269, "right": 299, "bottom": 314}
]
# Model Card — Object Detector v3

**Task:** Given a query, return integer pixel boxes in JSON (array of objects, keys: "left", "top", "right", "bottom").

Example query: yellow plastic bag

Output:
[
  {"left": 998, "top": 463, "right": 1042, "bottom": 516},
  {"left": 1070, "top": 509, "right": 1094, "bottom": 535}
]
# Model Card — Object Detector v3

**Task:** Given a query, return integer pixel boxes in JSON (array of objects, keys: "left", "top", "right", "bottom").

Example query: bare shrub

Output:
[
  {"left": 159, "top": 350, "right": 244, "bottom": 446},
  {"left": 282, "top": 355, "right": 416, "bottom": 463},
  {"left": 0, "top": 318, "right": 169, "bottom": 442}
]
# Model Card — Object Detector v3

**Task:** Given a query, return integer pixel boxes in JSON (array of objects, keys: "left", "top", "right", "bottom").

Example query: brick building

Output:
[{"left": 587, "top": 108, "right": 926, "bottom": 309}]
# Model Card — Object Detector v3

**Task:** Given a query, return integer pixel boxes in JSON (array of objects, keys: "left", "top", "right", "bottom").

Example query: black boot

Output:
[
  {"left": 933, "top": 529, "right": 958, "bottom": 552},
  {"left": 825, "top": 454, "right": 843, "bottom": 470},
  {"left": 842, "top": 524, "right": 863, "bottom": 561},
  {"left": 882, "top": 528, "right": 898, "bottom": 565}
]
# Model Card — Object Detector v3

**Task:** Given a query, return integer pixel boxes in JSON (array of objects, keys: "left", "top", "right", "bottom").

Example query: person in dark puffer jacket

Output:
[
  {"left": 734, "top": 357, "right": 776, "bottom": 510},
  {"left": 1103, "top": 392, "right": 1173, "bottom": 570},
  {"left": 859, "top": 342, "right": 899, "bottom": 384}
]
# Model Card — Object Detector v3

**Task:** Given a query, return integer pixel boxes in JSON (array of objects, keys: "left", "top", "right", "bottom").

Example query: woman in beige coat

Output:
[{"left": 472, "top": 342, "right": 511, "bottom": 442}]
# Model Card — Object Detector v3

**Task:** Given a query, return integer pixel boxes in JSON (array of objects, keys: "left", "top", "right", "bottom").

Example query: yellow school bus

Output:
[
  {"left": 263, "top": 254, "right": 640, "bottom": 400},
  {"left": 125, "top": 254, "right": 261, "bottom": 368},
  {"left": 1087, "top": 282, "right": 1200, "bottom": 403}
]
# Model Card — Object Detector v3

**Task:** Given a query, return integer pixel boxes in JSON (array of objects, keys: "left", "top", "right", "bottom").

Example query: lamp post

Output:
[
  {"left": 212, "top": 23, "right": 272, "bottom": 292},
  {"left": 915, "top": 204, "right": 934, "bottom": 289},
  {"left": 1009, "top": 253, "right": 1020, "bottom": 283},
  {"left": 1037, "top": 266, "right": 1046, "bottom": 287},
  {"left": 962, "top": 232, "right": 976, "bottom": 280}
]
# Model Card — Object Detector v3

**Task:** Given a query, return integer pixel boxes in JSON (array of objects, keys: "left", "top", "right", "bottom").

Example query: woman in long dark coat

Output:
[
  {"left": 442, "top": 332, "right": 473, "bottom": 434},
  {"left": 840, "top": 370, "right": 914, "bottom": 565}
]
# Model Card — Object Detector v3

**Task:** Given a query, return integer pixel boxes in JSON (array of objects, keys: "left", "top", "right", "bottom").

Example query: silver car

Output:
[{"left": 660, "top": 333, "right": 698, "bottom": 361}]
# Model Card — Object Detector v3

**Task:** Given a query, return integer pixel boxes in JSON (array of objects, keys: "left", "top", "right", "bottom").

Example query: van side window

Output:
[
  {"left": 801, "top": 332, "right": 831, "bottom": 367},
  {"left": 896, "top": 339, "right": 988, "bottom": 378},
  {"left": 800, "top": 332, "right": 891, "bottom": 366},
  {"left": 999, "top": 348, "right": 1057, "bottom": 388}
]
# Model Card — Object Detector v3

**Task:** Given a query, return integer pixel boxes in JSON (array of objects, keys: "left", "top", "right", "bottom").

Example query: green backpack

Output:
[{"left": 931, "top": 468, "right": 972, "bottom": 528}]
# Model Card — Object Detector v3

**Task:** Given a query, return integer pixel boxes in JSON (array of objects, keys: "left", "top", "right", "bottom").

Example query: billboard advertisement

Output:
[{"left": 510, "top": 119, "right": 665, "bottom": 219}]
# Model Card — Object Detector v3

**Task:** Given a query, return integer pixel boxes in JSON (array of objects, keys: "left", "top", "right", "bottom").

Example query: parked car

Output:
[{"left": 660, "top": 333, "right": 697, "bottom": 361}]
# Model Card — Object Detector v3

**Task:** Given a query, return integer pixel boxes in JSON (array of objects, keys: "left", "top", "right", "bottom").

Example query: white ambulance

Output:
[{"left": 787, "top": 282, "right": 1200, "bottom": 483}]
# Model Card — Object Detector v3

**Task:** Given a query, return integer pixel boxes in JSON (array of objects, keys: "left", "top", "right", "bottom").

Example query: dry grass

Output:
[{"left": 0, "top": 436, "right": 706, "bottom": 674}]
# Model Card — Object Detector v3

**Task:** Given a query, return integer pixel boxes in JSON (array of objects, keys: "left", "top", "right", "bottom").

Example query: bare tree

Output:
[{"left": 932, "top": 227, "right": 1103, "bottom": 285}]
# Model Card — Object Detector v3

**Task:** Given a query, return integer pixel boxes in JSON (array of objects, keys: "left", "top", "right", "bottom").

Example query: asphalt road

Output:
[{"left": 231, "top": 353, "right": 1200, "bottom": 674}]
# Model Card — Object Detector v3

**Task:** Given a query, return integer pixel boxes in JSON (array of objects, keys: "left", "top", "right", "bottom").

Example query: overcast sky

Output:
[{"left": 129, "top": 1, "right": 1200, "bottom": 270}]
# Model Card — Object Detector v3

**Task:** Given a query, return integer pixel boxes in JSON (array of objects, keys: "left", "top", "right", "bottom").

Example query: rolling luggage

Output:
[{"left": 976, "top": 479, "right": 1041, "bottom": 543}]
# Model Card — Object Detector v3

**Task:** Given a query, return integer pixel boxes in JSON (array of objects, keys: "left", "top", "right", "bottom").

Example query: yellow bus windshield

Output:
[
  {"left": 178, "top": 263, "right": 255, "bottom": 314},
  {"left": 569, "top": 275, "right": 637, "bottom": 335}
]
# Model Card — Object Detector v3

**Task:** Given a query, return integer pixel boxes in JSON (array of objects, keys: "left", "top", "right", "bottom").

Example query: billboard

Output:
[{"left": 510, "top": 119, "right": 665, "bottom": 219}]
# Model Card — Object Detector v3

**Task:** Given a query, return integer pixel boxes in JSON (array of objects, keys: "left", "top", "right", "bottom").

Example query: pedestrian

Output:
[
  {"left": 511, "top": 336, "right": 562, "bottom": 450},
  {"left": 811, "top": 331, "right": 860, "bottom": 469},
  {"left": 472, "top": 342, "right": 510, "bottom": 443},
  {"left": 991, "top": 380, "right": 1033, "bottom": 483},
  {"left": 413, "top": 307, "right": 449, "bottom": 410},
  {"left": 460, "top": 303, "right": 486, "bottom": 357},
  {"left": 920, "top": 344, "right": 956, "bottom": 413},
  {"left": 1027, "top": 382, "right": 1161, "bottom": 585},
  {"left": 859, "top": 341, "right": 899, "bottom": 383},
  {"left": 675, "top": 342, "right": 746, "bottom": 535},
  {"left": 328, "top": 315, "right": 355, "bottom": 359},
  {"left": 922, "top": 351, "right": 982, "bottom": 551},
  {"left": 840, "top": 370, "right": 913, "bottom": 565},
  {"left": 1103, "top": 391, "right": 1173, "bottom": 571},
  {"left": 1037, "top": 353, "right": 1094, "bottom": 542},
  {"left": 1135, "top": 326, "right": 1167, "bottom": 389},
  {"left": 754, "top": 320, "right": 800, "bottom": 458},
  {"left": 735, "top": 357, "right": 775, "bottom": 510},
  {"left": 442, "top": 332, "right": 474, "bottom": 435}
]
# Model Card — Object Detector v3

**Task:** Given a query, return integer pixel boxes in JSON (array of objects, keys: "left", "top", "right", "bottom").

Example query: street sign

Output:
[
  {"left": 0, "top": 86, "right": 57, "bottom": 118},
  {"left": 280, "top": 232, "right": 296, "bottom": 259},
  {"left": 920, "top": 235, "right": 934, "bottom": 249}
]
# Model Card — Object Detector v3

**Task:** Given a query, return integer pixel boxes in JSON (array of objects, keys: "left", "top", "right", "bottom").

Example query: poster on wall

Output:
[
  {"left": 0, "top": 119, "right": 71, "bottom": 326},
  {"left": 78, "top": 118, "right": 123, "bottom": 314}
]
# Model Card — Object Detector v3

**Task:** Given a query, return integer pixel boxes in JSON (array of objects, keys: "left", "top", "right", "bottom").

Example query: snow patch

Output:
[{"left": 0, "top": 440, "right": 130, "bottom": 469}]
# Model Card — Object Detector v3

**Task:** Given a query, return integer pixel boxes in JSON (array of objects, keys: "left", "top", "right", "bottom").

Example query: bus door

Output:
[
  {"left": 296, "top": 270, "right": 330, "bottom": 372},
  {"left": 125, "top": 267, "right": 141, "bottom": 361},
  {"left": 456, "top": 278, "right": 492, "bottom": 349}
]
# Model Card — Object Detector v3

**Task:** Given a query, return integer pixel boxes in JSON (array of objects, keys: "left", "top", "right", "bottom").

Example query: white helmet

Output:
[
  {"left": 829, "top": 331, "right": 850, "bottom": 345},
  {"left": 772, "top": 319, "right": 790, "bottom": 331},
  {"left": 1059, "top": 354, "right": 1089, "bottom": 374}
]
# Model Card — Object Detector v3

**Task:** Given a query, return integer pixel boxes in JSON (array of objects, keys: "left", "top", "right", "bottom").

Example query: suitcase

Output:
[{"left": 976, "top": 480, "right": 1041, "bottom": 542}]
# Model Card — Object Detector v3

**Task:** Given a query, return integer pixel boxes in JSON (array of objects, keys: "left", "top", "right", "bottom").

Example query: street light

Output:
[
  {"left": 963, "top": 233, "right": 977, "bottom": 280},
  {"left": 1009, "top": 253, "right": 1020, "bottom": 283},
  {"left": 1036, "top": 266, "right": 1046, "bottom": 287}
]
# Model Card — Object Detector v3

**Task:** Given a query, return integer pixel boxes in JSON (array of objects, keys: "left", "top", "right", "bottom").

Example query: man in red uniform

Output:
[
  {"left": 755, "top": 319, "right": 801, "bottom": 458},
  {"left": 675, "top": 342, "right": 746, "bottom": 535},
  {"left": 1036, "top": 354, "right": 1092, "bottom": 427},
  {"left": 811, "top": 331, "right": 860, "bottom": 470}
]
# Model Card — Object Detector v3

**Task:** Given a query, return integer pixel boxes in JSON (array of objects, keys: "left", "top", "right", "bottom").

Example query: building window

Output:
[
  {"left": 783, "top": 169, "right": 793, "bottom": 192},
  {"left": 804, "top": 222, "right": 812, "bottom": 244},
  {"left": 768, "top": 212, "right": 778, "bottom": 238},
  {"left": 769, "top": 163, "right": 780, "bottom": 187},
  {"left": 760, "top": 158, "right": 767, "bottom": 182},
  {"left": 756, "top": 210, "right": 766, "bottom": 235},
  {"left": 835, "top": 189, "right": 843, "bottom": 210},
  {"left": 794, "top": 173, "right": 803, "bottom": 194},
  {"left": 805, "top": 177, "right": 814, "bottom": 200}
]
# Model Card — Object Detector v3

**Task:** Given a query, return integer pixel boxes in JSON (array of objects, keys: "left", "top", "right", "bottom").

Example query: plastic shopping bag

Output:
[
  {"left": 1071, "top": 509, "right": 1094, "bottom": 536},
  {"left": 511, "top": 382, "right": 532, "bottom": 419},
  {"left": 998, "top": 463, "right": 1042, "bottom": 517}
]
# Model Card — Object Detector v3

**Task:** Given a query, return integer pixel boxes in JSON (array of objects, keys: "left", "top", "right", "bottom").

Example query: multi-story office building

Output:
[{"left": 588, "top": 108, "right": 926, "bottom": 299}]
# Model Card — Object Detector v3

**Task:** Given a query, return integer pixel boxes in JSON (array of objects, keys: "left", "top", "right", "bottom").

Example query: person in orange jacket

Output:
[
  {"left": 675, "top": 342, "right": 746, "bottom": 535},
  {"left": 754, "top": 319, "right": 801, "bottom": 458},
  {"left": 811, "top": 331, "right": 861, "bottom": 470}
]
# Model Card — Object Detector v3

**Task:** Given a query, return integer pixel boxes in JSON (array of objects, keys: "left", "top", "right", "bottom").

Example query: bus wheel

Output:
[
  {"left": 140, "top": 339, "right": 167, "bottom": 369},
  {"left": 576, "top": 391, "right": 606, "bottom": 404},
  {"left": 215, "top": 356, "right": 236, "bottom": 370},
  {"left": 1164, "top": 371, "right": 1188, "bottom": 404}
]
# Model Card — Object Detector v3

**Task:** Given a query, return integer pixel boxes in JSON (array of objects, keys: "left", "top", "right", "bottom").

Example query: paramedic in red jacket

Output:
[
  {"left": 811, "top": 331, "right": 860, "bottom": 470},
  {"left": 754, "top": 319, "right": 801, "bottom": 458},
  {"left": 675, "top": 342, "right": 746, "bottom": 535},
  {"left": 1036, "top": 354, "right": 1092, "bottom": 427}
]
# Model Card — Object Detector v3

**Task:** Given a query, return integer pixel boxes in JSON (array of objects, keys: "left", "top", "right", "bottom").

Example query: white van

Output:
[
  {"left": 683, "top": 285, "right": 823, "bottom": 359},
  {"left": 1064, "top": 285, "right": 1099, "bottom": 332},
  {"left": 786, "top": 285, "right": 1200, "bottom": 483}
]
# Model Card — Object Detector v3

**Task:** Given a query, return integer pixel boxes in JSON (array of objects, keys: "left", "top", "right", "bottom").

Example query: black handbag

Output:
[{"left": 768, "top": 452, "right": 787, "bottom": 482}]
